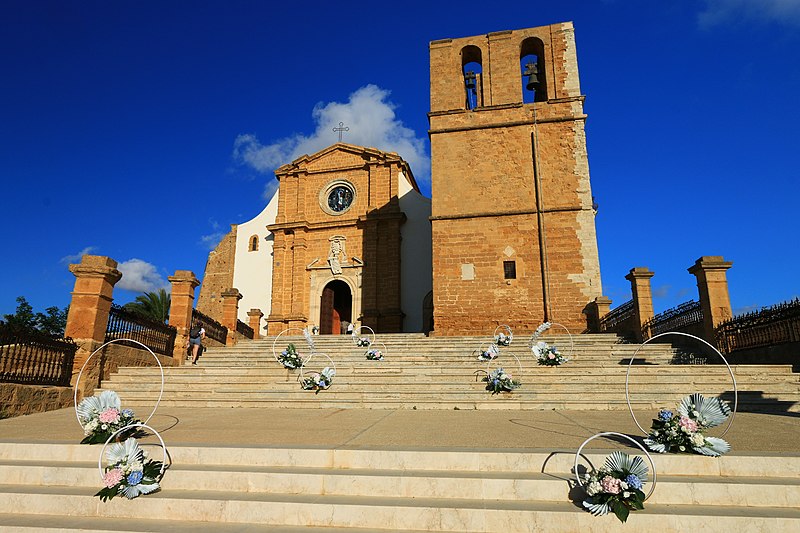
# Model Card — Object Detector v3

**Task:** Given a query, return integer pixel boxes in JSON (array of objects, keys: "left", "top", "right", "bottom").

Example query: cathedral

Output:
[{"left": 198, "top": 21, "right": 602, "bottom": 336}]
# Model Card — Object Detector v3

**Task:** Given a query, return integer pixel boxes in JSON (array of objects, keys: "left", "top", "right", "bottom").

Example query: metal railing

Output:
[
  {"left": 599, "top": 299, "right": 635, "bottom": 332},
  {"left": 716, "top": 298, "right": 800, "bottom": 353},
  {"left": 0, "top": 325, "right": 77, "bottom": 386},
  {"left": 236, "top": 319, "right": 254, "bottom": 339},
  {"left": 191, "top": 309, "right": 227, "bottom": 345},
  {"left": 105, "top": 304, "right": 177, "bottom": 356},
  {"left": 643, "top": 300, "right": 704, "bottom": 339}
]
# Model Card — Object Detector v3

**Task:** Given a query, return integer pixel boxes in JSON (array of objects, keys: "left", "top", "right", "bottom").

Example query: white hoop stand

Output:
[
  {"left": 299, "top": 352, "right": 337, "bottom": 389},
  {"left": 98, "top": 423, "right": 168, "bottom": 480},
  {"left": 74, "top": 339, "right": 165, "bottom": 428},
  {"left": 574, "top": 432, "right": 657, "bottom": 501},
  {"left": 625, "top": 331, "right": 738, "bottom": 437},
  {"left": 472, "top": 342, "right": 500, "bottom": 361},
  {"left": 529, "top": 322, "right": 574, "bottom": 359},
  {"left": 484, "top": 353, "right": 523, "bottom": 384},
  {"left": 272, "top": 328, "right": 310, "bottom": 365},
  {"left": 493, "top": 324, "right": 513, "bottom": 345},
  {"left": 366, "top": 341, "right": 387, "bottom": 360},
  {"left": 352, "top": 326, "right": 375, "bottom": 347}
]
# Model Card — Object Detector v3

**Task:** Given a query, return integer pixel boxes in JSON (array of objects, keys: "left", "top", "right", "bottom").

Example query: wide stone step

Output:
[
  {"left": 1, "top": 461, "right": 799, "bottom": 508},
  {"left": 0, "top": 485, "right": 798, "bottom": 532}
]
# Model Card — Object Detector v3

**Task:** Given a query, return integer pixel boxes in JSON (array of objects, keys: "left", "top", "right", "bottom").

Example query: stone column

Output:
[
  {"left": 64, "top": 255, "right": 122, "bottom": 396},
  {"left": 168, "top": 270, "right": 200, "bottom": 365},
  {"left": 221, "top": 288, "right": 243, "bottom": 345},
  {"left": 625, "top": 267, "right": 655, "bottom": 341},
  {"left": 584, "top": 296, "right": 611, "bottom": 332},
  {"left": 247, "top": 308, "right": 263, "bottom": 340},
  {"left": 688, "top": 256, "right": 733, "bottom": 346}
]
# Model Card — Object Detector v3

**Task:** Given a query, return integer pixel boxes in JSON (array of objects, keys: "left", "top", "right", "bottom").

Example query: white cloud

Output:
[
  {"left": 233, "top": 84, "right": 430, "bottom": 197},
  {"left": 117, "top": 259, "right": 169, "bottom": 293},
  {"left": 652, "top": 284, "right": 671, "bottom": 299},
  {"left": 199, "top": 218, "right": 228, "bottom": 250},
  {"left": 699, "top": 0, "right": 800, "bottom": 28},
  {"left": 60, "top": 246, "right": 97, "bottom": 264}
]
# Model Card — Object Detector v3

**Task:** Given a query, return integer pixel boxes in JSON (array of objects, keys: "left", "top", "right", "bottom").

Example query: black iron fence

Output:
[
  {"left": 599, "top": 299, "right": 635, "bottom": 334},
  {"left": 716, "top": 298, "right": 800, "bottom": 353},
  {"left": 0, "top": 324, "right": 77, "bottom": 386},
  {"left": 191, "top": 309, "right": 227, "bottom": 345},
  {"left": 237, "top": 319, "right": 254, "bottom": 339},
  {"left": 105, "top": 304, "right": 177, "bottom": 356},
  {"left": 643, "top": 300, "right": 704, "bottom": 339}
]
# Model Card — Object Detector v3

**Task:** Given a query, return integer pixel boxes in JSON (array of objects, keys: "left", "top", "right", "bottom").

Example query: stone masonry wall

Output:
[
  {"left": 197, "top": 227, "right": 237, "bottom": 323},
  {"left": 429, "top": 22, "right": 601, "bottom": 335},
  {"left": 0, "top": 383, "right": 74, "bottom": 418}
]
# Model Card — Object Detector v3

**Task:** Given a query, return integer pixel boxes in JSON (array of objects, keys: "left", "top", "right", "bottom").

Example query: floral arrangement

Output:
[
  {"left": 477, "top": 343, "right": 499, "bottom": 361},
  {"left": 532, "top": 321, "right": 552, "bottom": 340},
  {"left": 278, "top": 343, "right": 304, "bottom": 369},
  {"left": 532, "top": 341, "right": 568, "bottom": 366},
  {"left": 301, "top": 367, "right": 336, "bottom": 393},
  {"left": 355, "top": 337, "right": 372, "bottom": 347},
  {"left": 76, "top": 390, "right": 141, "bottom": 445},
  {"left": 644, "top": 393, "right": 732, "bottom": 456},
  {"left": 482, "top": 367, "right": 520, "bottom": 394},
  {"left": 96, "top": 437, "right": 163, "bottom": 501},
  {"left": 581, "top": 451, "right": 648, "bottom": 523},
  {"left": 494, "top": 331, "right": 513, "bottom": 346},
  {"left": 366, "top": 348, "right": 384, "bottom": 360}
]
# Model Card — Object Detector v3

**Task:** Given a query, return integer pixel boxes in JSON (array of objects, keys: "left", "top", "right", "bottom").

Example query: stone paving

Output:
[{"left": 1, "top": 406, "right": 798, "bottom": 454}]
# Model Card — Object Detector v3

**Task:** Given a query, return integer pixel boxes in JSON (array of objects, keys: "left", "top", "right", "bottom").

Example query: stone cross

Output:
[{"left": 333, "top": 121, "right": 349, "bottom": 142}]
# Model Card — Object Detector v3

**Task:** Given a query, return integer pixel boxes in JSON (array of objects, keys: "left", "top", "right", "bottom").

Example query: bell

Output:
[
  {"left": 523, "top": 62, "right": 540, "bottom": 91},
  {"left": 464, "top": 70, "right": 477, "bottom": 90}
]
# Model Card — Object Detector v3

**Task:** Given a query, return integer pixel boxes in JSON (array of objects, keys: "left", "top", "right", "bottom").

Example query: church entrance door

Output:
[{"left": 319, "top": 280, "right": 352, "bottom": 335}]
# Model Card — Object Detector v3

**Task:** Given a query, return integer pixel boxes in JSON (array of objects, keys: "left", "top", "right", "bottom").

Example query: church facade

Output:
[
  {"left": 198, "top": 144, "right": 432, "bottom": 334},
  {"left": 198, "top": 21, "right": 602, "bottom": 336}
]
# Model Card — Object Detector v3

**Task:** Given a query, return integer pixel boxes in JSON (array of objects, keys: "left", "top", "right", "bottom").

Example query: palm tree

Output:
[{"left": 123, "top": 288, "right": 171, "bottom": 323}]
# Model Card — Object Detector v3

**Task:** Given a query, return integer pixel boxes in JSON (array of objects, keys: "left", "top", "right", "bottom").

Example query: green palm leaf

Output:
[{"left": 123, "top": 288, "right": 171, "bottom": 323}]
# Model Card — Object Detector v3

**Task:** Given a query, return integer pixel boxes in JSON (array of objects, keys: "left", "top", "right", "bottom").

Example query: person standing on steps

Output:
[{"left": 188, "top": 323, "right": 206, "bottom": 365}]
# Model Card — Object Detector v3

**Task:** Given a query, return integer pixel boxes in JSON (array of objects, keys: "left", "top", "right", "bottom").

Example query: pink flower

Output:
[
  {"left": 99, "top": 408, "right": 120, "bottom": 424},
  {"left": 102, "top": 468, "right": 124, "bottom": 488},
  {"left": 679, "top": 416, "right": 698, "bottom": 432},
  {"left": 548, "top": 353, "right": 555, "bottom": 359},
  {"left": 600, "top": 475, "right": 621, "bottom": 494}
]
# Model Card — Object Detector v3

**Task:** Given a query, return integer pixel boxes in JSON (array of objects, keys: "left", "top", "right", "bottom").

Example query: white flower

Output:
[
  {"left": 679, "top": 446, "right": 686, "bottom": 451},
  {"left": 623, "top": 491, "right": 631, "bottom": 498},
  {"left": 620, "top": 481, "right": 628, "bottom": 490},
  {"left": 690, "top": 433, "right": 705, "bottom": 447},
  {"left": 586, "top": 481, "right": 602, "bottom": 496}
]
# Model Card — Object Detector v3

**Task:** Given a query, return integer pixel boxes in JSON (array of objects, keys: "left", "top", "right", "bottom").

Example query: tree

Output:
[
  {"left": 123, "top": 288, "right": 171, "bottom": 323},
  {"left": 1, "top": 296, "right": 68, "bottom": 337}
]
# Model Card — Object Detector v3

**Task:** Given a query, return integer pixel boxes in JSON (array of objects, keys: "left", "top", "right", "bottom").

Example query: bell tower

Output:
[{"left": 428, "top": 22, "right": 602, "bottom": 335}]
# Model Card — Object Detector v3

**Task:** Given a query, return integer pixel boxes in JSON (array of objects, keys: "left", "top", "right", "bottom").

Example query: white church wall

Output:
[
  {"left": 398, "top": 171, "right": 432, "bottom": 332},
  {"left": 232, "top": 190, "right": 279, "bottom": 333}
]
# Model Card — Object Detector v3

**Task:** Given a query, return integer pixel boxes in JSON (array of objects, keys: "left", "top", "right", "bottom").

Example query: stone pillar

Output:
[
  {"left": 64, "top": 255, "right": 122, "bottom": 396},
  {"left": 168, "top": 270, "right": 200, "bottom": 365},
  {"left": 221, "top": 288, "right": 243, "bottom": 345},
  {"left": 625, "top": 267, "right": 655, "bottom": 341},
  {"left": 247, "top": 308, "right": 263, "bottom": 340},
  {"left": 584, "top": 296, "right": 611, "bottom": 332},
  {"left": 688, "top": 256, "right": 733, "bottom": 346}
]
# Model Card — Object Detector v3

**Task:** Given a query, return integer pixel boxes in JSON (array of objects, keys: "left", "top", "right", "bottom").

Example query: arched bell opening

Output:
[{"left": 520, "top": 37, "right": 547, "bottom": 103}]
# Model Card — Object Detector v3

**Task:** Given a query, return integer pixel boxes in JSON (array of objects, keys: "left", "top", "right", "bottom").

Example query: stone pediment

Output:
[{"left": 275, "top": 143, "right": 407, "bottom": 176}]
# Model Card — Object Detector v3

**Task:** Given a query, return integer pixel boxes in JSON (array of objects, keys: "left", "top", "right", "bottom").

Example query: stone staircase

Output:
[
  {"left": 99, "top": 333, "right": 800, "bottom": 412},
  {"left": 0, "top": 442, "right": 798, "bottom": 532}
]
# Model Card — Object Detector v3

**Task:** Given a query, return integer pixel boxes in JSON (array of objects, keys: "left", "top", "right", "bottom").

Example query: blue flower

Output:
[
  {"left": 624, "top": 474, "right": 642, "bottom": 490},
  {"left": 658, "top": 409, "right": 673, "bottom": 421},
  {"left": 127, "top": 470, "right": 144, "bottom": 485},
  {"left": 121, "top": 409, "right": 135, "bottom": 417}
]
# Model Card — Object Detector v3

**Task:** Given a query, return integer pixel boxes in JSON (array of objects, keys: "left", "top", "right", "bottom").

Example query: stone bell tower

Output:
[{"left": 428, "top": 22, "right": 602, "bottom": 335}]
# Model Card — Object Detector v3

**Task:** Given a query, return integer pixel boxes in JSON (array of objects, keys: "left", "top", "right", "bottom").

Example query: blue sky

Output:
[{"left": 1, "top": 0, "right": 799, "bottom": 319}]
